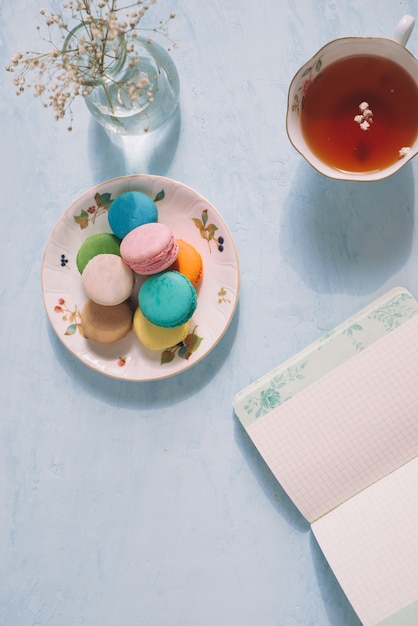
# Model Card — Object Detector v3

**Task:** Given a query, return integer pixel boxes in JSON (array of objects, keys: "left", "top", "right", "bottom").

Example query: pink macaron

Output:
[{"left": 120, "top": 222, "right": 179, "bottom": 275}]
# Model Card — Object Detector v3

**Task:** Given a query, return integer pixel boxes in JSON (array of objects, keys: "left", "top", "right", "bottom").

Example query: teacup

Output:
[{"left": 286, "top": 16, "right": 418, "bottom": 181}]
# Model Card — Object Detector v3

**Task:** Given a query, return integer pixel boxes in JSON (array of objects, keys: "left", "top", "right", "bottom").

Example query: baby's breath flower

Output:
[
  {"left": 5, "top": 0, "right": 176, "bottom": 129},
  {"left": 34, "top": 83, "right": 45, "bottom": 96}
]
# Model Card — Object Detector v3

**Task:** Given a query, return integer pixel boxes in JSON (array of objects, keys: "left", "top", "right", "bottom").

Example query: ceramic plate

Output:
[{"left": 42, "top": 175, "right": 240, "bottom": 381}]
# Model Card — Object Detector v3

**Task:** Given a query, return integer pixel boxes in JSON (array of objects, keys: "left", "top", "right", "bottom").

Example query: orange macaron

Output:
[{"left": 169, "top": 239, "right": 203, "bottom": 287}]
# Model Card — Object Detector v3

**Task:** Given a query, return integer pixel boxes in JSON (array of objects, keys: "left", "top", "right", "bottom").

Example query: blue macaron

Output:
[
  {"left": 108, "top": 191, "right": 158, "bottom": 239},
  {"left": 138, "top": 271, "right": 197, "bottom": 328}
]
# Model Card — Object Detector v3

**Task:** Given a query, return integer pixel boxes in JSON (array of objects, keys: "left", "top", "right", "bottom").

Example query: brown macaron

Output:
[{"left": 81, "top": 299, "right": 133, "bottom": 345}]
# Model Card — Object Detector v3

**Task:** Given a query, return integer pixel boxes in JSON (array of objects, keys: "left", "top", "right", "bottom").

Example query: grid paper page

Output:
[
  {"left": 311, "top": 456, "right": 418, "bottom": 626},
  {"left": 247, "top": 315, "right": 418, "bottom": 523}
]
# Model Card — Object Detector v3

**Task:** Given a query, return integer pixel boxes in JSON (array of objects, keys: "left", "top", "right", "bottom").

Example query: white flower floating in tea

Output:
[
  {"left": 353, "top": 102, "right": 411, "bottom": 161},
  {"left": 399, "top": 146, "right": 411, "bottom": 158},
  {"left": 354, "top": 102, "right": 373, "bottom": 130}
]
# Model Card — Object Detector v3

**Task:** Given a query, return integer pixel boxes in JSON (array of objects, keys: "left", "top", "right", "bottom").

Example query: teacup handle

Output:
[{"left": 394, "top": 14, "right": 415, "bottom": 46}]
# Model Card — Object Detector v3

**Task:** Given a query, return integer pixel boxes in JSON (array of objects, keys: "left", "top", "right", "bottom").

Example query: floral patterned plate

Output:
[{"left": 41, "top": 174, "right": 240, "bottom": 381}]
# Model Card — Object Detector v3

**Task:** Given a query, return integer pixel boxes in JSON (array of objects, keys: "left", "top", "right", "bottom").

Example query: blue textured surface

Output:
[{"left": 1, "top": 1, "right": 417, "bottom": 625}]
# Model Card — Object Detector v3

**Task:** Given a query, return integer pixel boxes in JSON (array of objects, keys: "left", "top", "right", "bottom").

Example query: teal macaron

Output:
[
  {"left": 138, "top": 271, "right": 197, "bottom": 328},
  {"left": 108, "top": 191, "right": 158, "bottom": 239}
]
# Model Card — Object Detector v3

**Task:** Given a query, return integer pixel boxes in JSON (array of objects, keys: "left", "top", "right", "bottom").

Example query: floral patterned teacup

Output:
[{"left": 286, "top": 16, "right": 418, "bottom": 181}]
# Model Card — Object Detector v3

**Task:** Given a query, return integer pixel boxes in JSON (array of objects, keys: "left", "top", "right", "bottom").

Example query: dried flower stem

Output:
[{"left": 5, "top": 0, "right": 176, "bottom": 130}]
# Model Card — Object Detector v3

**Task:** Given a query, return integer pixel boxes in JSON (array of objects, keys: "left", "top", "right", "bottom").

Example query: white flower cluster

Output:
[
  {"left": 5, "top": 0, "right": 176, "bottom": 130},
  {"left": 399, "top": 146, "right": 411, "bottom": 159},
  {"left": 354, "top": 101, "right": 373, "bottom": 131}
]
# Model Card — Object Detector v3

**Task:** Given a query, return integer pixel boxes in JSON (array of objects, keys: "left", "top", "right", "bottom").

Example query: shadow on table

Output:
[
  {"left": 233, "top": 419, "right": 309, "bottom": 533},
  {"left": 47, "top": 300, "right": 240, "bottom": 409},
  {"left": 87, "top": 105, "right": 181, "bottom": 182},
  {"left": 279, "top": 161, "right": 415, "bottom": 295},
  {"left": 310, "top": 534, "right": 363, "bottom": 626}
]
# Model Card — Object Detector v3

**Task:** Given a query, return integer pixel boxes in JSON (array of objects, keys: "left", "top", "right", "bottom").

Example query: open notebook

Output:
[{"left": 233, "top": 287, "right": 418, "bottom": 626}]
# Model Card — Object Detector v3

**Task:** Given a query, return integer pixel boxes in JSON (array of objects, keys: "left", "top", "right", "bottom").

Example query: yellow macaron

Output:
[{"left": 133, "top": 307, "right": 190, "bottom": 351}]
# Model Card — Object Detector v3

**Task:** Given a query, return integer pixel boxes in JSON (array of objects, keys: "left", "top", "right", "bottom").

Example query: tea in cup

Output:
[{"left": 286, "top": 16, "right": 418, "bottom": 181}]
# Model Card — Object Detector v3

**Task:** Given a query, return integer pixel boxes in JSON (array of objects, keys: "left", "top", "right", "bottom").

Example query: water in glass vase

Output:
[{"left": 84, "top": 36, "right": 180, "bottom": 135}]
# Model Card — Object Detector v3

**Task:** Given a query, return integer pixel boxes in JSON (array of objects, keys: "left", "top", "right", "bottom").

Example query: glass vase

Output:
[{"left": 64, "top": 23, "right": 180, "bottom": 136}]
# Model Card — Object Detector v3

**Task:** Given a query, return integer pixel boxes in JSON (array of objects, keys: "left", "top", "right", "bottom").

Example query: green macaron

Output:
[{"left": 76, "top": 232, "right": 121, "bottom": 274}]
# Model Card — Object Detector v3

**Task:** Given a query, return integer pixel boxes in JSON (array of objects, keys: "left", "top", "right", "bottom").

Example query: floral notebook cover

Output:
[{"left": 233, "top": 286, "right": 418, "bottom": 428}]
